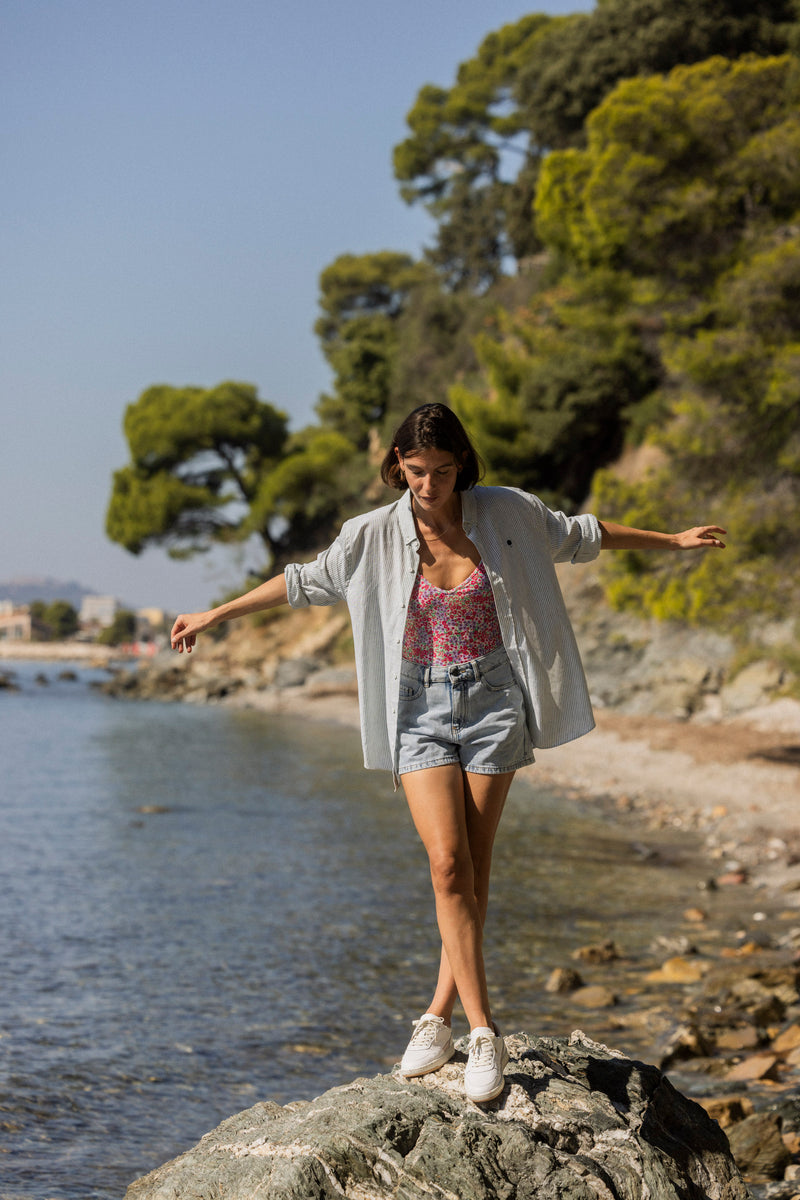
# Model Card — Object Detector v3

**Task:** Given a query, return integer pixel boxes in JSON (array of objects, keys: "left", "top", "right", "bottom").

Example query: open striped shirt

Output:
[{"left": 284, "top": 486, "right": 602, "bottom": 776}]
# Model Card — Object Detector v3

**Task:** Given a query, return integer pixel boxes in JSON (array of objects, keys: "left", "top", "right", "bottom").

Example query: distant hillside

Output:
[{"left": 0, "top": 577, "right": 99, "bottom": 608}]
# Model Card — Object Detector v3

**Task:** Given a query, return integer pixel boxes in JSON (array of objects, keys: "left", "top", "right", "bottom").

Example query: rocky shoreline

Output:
[{"left": 86, "top": 574, "right": 800, "bottom": 1193}]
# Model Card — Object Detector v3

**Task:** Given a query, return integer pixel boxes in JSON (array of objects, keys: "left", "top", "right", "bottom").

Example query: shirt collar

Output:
[
  {"left": 399, "top": 490, "right": 418, "bottom": 545},
  {"left": 460, "top": 487, "right": 477, "bottom": 531},
  {"left": 398, "top": 486, "right": 478, "bottom": 543}
]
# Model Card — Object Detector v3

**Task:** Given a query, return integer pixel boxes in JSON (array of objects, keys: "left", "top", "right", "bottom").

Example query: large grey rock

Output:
[
  {"left": 125, "top": 1032, "right": 747, "bottom": 1199},
  {"left": 720, "top": 660, "right": 788, "bottom": 715},
  {"left": 273, "top": 656, "right": 321, "bottom": 688}
]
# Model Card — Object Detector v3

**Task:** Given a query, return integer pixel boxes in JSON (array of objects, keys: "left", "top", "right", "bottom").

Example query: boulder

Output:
[
  {"left": 720, "top": 660, "right": 786, "bottom": 715},
  {"left": 725, "top": 1110, "right": 793, "bottom": 1183},
  {"left": 125, "top": 1032, "right": 747, "bottom": 1200},
  {"left": 273, "top": 656, "right": 320, "bottom": 688},
  {"left": 305, "top": 666, "right": 359, "bottom": 697}
]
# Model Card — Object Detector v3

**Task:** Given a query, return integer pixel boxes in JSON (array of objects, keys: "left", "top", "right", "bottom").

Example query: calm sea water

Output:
[{"left": 0, "top": 658, "right": 739, "bottom": 1199}]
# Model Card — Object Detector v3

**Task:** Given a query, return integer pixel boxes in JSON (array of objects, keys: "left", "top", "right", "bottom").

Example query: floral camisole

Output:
[{"left": 402, "top": 560, "right": 504, "bottom": 665}]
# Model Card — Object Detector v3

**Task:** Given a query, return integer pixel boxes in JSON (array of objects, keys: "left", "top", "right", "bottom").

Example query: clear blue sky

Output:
[{"left": 1, "top": 0, "right": 591, "bottom": 612}]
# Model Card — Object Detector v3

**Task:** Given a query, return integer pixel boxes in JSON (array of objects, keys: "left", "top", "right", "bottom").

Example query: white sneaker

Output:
[
  {"left": 464, "top": 1026, "right": 508, "bottom": 1102},
  {"left": 400, "top": 1014, "right": 455, "bottom": 1077}
]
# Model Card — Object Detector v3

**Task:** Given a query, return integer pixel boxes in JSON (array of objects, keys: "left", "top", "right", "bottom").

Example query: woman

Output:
[{"left": 171, "top": 403, "right": 725, "bottom": 1103}]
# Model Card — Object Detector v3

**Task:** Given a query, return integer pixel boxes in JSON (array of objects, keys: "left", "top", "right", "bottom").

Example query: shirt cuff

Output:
[
  {"left": 283, "top": 562, "right": 310, "bottom": 608},
  {"left": 571, "top": 513, "right": 603, "bottom": 562}
]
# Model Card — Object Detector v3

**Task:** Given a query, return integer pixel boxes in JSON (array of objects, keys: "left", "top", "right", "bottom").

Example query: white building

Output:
[
  {"left": 0, "top": 607, "right": 33, "bottom": 641},
  {"left": 79, "top": 595, "right": 119, "bottom": 629}
]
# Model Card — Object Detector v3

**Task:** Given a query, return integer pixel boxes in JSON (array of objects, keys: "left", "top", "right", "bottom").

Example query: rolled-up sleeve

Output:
[
  {"left": 284, "top": 534, "right": 349, "bottom": 608},
  {"left": 545, "top": 509, "right": 602, "bottom": 564}
]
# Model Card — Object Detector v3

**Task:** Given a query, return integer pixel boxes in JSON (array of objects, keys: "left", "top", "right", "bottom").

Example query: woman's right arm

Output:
[{"left": 170, "top": 572, "right": 289, "bottom": 654}]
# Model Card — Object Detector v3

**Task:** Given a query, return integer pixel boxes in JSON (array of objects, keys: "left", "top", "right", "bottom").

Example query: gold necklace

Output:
[{"left": 414, "top": 501, "right": 461, "bottom": 542}]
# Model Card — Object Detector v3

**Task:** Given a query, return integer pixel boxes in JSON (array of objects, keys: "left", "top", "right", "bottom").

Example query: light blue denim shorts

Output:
[{"left": 396, "top": 646, "right": 536, "bottom": 777}]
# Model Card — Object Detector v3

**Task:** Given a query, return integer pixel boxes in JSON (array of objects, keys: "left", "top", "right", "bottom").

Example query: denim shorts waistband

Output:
[{"left": 400, "top": 644, "right": 509, "bottom": 686}]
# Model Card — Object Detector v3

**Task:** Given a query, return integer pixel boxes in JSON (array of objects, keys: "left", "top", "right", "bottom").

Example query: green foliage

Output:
[
  {"left": 246, "top": 427, "right": 365, "bottom": 562},
  {"left": 106, "top": 381, "right": 289, "bottom": 562},
  {"left": 528, "top": 50, "right": 800, "bottom": 630},
  {"left": 595, "top": 469, "right": 799, "bottom": 630},
  {"left": 95, "top": 610, "right": 137, "bottom": 647},
  {"left": 517, "top": 0, "right": 798, "bottom": 150},
  {"left": 383, "top": 274, "right": 540, "bottom": 435},
  {"left": 393, "top": 14, "right": 554, "bottom": 289},
  {"left": 29, "top": 599, "right": 79, "bottom": 641},
  {"left": 592, "top": 223, "right": 800, "bottom": 627},
  {"left": 450, "top": 274, "right": 660, "bottom": 508},
  {"left": 394, "top": 2, "right": 798, "bottom": 290},
  {"left": 535, "top": 55, "right": 800, "bottom": 281},
  {"left": 45, "top": 600, "right": 79, "bottom": 640},
  {"left": 315, "top": 253, "right": 432, "bottom": 445},
  {"left": 315, "top": 252, "right": 428, "bottom": 340},
  {"left": 107, "top": 380, "right": 367, "bottom": 572}
]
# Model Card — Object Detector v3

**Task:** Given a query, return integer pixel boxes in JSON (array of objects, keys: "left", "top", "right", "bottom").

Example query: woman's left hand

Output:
[{"left": 673, "top": 526, "right": 727, "bottom": 550}]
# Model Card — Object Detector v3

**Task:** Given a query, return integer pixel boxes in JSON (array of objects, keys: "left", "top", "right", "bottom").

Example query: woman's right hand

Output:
[
  {"left": 169, "top": 574, "right": 287, "bottom": 653},
  {"left": 170, "top": 611, "right": 215, "bottom": 653}
]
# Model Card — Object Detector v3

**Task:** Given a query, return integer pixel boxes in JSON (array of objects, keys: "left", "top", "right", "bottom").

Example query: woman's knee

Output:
[{"left": 428, "top": 846, "right": 474, "bottom": 898}]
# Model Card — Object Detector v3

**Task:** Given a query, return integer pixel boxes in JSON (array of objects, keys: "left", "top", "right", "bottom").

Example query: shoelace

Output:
[
  {"left": 410, "top": 1018, "right": 441, "bottom": 1047},
  {"left": 468, "top": 1034, "right": 496, "bottom": 1067}
]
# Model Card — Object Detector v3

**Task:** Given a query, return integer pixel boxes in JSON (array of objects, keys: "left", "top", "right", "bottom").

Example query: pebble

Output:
[
  {"left": 717, "top": 870, "right": 749, "bottom": 886},
  {"left": 721, "top": 941, "right": 762, "bottom": 958},
  {"left": 725, "top": 1054, "right": 780, "bottom": 1083},
  {"left": 646, "top": 956, "right": 709, "bottom": 984},
  {"left": 773, "top": 1023, "right": 800, "bottom": 1053},
  {"left": 698, "top": 1095, "right": 755, "bottom": 1129},
  {"left": 568, "top": 985, "right": 618, "bottom": 1009},
  {"left": 572, "top": 939, "right": 621, "bottom": 964},
  {"left": 715, "top": 1027, "right": 761, "bottom": 1052},
  {"left": 544, "top": 967, "right": 584, "bottom": 994}
]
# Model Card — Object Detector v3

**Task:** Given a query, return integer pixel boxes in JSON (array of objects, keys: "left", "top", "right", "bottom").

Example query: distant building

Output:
[
  {"left": 0, "top": 607, "right": 33, "bottom": 641},
  {"left": 136, "top": 607, "right": 166, "bottom": 635},
  {"left": 0, "top": 604, "right": 51, "bottom": 641},
  {"left": 79, "top": 595, "right": 119, "bottom": 629}
]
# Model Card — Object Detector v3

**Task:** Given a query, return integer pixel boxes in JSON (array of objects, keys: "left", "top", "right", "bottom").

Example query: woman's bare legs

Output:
[{"left": 401, "top": 765, "right": 514, "bottom": 1032}]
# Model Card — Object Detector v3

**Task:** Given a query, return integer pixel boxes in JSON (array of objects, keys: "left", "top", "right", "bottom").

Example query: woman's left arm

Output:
[{"left": 599, "top": 522, "right": 727, "bottom": 552}]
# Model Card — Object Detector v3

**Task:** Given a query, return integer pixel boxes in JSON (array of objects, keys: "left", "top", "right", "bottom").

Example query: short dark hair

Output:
[{"left": 380, "top": 404, "right": 484, "bottom": 491}]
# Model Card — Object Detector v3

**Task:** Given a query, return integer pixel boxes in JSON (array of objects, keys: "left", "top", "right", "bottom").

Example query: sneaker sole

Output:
[
  {"left": 465, "top": 1045, "right": 509, "bottom": 1103},
  {"left": 400, "top": 1044, "right": 455, "bottom": 1078}
]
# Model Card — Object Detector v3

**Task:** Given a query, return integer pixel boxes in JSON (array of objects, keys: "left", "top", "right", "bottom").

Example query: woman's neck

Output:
[{"left": 412, "top": 495, "right": 462, "bottom": 540}]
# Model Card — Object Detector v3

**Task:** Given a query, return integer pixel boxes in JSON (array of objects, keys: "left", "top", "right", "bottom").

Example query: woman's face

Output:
[{"left": 397, "top": 447, "right": 460, "bottom": 515}]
